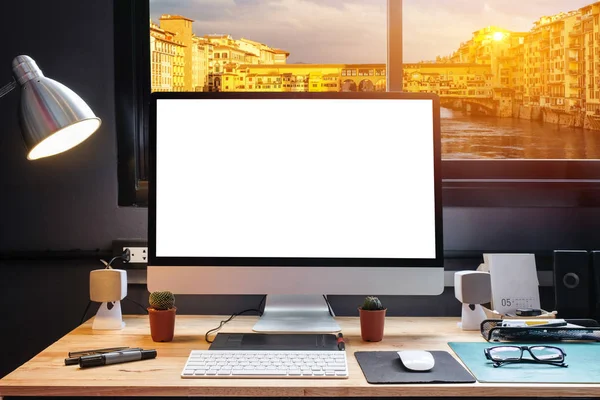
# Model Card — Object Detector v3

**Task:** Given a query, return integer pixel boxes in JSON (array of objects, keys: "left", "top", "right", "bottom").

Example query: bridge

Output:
[{"left": 439, "top": 95, "right": 497, "bottom": 116}]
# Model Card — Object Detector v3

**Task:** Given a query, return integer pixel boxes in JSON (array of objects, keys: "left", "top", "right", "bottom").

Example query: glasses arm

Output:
[
  {"left": 0, "top": 79, "right": 17, "bottom": 99},
  {"left": 493, "top": 359, "right": 568, "bottom": 368}
]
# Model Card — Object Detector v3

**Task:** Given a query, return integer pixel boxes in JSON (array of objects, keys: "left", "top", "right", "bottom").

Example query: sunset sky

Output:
[{"left": 150, "top": 0, "right": 593, "bottom": 63}]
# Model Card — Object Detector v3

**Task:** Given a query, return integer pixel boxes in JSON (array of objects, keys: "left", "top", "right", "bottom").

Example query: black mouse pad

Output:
[{"left": 355, "top": 351, "right": 475, "bottom": 384}]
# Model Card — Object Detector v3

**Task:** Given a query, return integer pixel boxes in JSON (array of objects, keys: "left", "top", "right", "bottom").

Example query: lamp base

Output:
[
  {"left": 92, "top": 301, "right": 125, "bottom": 330},
  {"left": 458, "top": 303, "right": 486, "bottom": 331}
]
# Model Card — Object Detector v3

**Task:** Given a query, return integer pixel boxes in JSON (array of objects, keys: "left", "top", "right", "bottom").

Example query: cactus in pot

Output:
[
  {"left": 149, "top": 291, "right": 175, "bottom": 310},
  {"left": 362, "top": 296, "right": 384, "bottom": 311},
  {"left": 148, "top": 290, "right": 176, "bottom": 342},
  {"left": 359, "top": 296, "right": 386, "bottom": 342}
]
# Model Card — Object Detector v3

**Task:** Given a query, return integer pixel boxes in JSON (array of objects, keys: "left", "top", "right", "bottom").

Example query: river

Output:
[{"left": 441, "top": 108, "right": 600, "bottom": 159}]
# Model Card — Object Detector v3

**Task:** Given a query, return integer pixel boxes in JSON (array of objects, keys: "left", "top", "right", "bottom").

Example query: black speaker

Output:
[
  {"left": 553, "top": 250, "right": 590, "bottom": 319},
  {"left": 591, "top": 251, "right": 600, "bottom": 320}
]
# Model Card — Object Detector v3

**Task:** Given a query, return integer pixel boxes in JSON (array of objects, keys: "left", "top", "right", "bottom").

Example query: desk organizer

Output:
[
  {"left": 481, "top": 319, "right": 600, "bottom": 342},
  {"left": 482, "top": 307, "right": 557, "bottom": 320}
]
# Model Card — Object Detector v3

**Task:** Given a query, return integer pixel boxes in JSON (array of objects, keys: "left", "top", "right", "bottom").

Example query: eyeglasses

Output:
[{"left": 484, "top": 345, "right": 567, "bottom": 368}]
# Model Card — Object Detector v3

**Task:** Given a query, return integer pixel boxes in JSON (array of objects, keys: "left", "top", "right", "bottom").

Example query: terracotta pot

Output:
[
  {"left": 359, "top": 308, "right": 386, "bottom": 342},
  {"left": 148, "top": 307, "right": 176, "bottom": 342}
]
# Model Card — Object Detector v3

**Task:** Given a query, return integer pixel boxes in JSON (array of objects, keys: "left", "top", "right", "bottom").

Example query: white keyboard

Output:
[{"left": 181, "top": 350, "right": 349, "bottom": 378}]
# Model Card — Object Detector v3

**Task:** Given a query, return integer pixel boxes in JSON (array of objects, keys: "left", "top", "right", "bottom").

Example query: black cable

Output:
[
  {"left": 80, "top": 300, "right": 92, "bottom": 325},
  {"left": 124, "top": 296, "right": 148, "bottom": 314},
  {"left": 106, "top": 256, "right": 120, "bottom": 267},
  {"left": 105, "top": 249, "right": 131, "bottom": 268},
  {"left": 204, "top": 309, "right": 263, "bottom": 343},
  {"left": 204, "top": 295, "right": 267, "bottom": 343},
  {"left": 257, "top": 294, "right": 266, "bottom": 312},
  {"left": 323, "top": 294, "right": 334, "bottom": 317}
]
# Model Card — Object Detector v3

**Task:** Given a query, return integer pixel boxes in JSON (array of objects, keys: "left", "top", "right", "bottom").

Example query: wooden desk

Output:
[{"left": 0, "top": 315, "right": 598, "bottom": 397}]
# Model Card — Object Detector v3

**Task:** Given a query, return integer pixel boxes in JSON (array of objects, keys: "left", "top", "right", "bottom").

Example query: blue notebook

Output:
[{"left": 449, "top": 342, "right": 600, "bottom": 383}]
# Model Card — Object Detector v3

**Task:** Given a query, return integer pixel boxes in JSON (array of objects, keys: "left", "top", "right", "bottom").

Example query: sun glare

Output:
[{"left": 492, "top": 32, "right": 505, "bottom": 41}]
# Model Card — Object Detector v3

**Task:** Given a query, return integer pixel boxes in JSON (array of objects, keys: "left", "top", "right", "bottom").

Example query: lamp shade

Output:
[{"left": 12, "top": 55, "right": 101, "bottom": 160}]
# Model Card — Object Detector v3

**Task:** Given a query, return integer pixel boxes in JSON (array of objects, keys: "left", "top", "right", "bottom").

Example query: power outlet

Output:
[
  {"left": 112, "top": 240, "right": 147, "bottom": 269},
  {"left": 124, "top": 247, "right": 148, "bottom": 263}
]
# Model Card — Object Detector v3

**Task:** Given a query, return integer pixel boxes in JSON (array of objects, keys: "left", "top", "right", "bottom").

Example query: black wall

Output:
[
  {"left": 0, "top": 0, "right": 593, "bottom": 380},
  {"left": 0, "top": 1, "right": 146, "bottom": 250},
  {"left": 0, "top": 0, "right": 143, "bottom": 379}
]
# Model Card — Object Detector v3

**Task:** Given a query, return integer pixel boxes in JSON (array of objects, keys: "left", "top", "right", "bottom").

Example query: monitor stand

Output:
[{"left": 252, "top": 295, "right": 341, "bottom": 333}]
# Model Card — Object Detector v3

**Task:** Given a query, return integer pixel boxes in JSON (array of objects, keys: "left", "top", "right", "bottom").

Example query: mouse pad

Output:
[
  {"left": 354, "top": 351, "right": 475, "bottom": 384},
  {"left": 449, "top": 342, "right": 600, "bottom": 383}
]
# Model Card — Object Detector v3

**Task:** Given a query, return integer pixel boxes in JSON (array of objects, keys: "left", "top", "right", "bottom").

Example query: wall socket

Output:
[
  {"left": 124, "top": 247, "right": 148, "bottom": 263},
  {"left": 112, "top": 240, "right": 148, "bottom": 268}
]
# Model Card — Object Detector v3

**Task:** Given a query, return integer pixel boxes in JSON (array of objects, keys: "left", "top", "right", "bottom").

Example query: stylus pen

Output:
[
  {"left": 65, "top": 348, "right": 142, "bottom": 366},
  {"left": 68, "top": 346, "right": 131, "bottom": 357},
  {"left": 79, "top": 349, "right": 157, "bottom": 368}
]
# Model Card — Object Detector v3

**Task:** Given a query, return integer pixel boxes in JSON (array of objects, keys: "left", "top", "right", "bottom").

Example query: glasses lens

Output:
[
  {"left": 488, "top": 346, "right": 522, "bottom": 361},
  {"left": 530, "top": 346, "right": 564, "bottom": 362}
]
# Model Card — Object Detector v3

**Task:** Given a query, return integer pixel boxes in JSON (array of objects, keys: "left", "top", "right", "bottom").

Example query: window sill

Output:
[{"left": 443, "top": 180, "right": 600, "bottom": 207}]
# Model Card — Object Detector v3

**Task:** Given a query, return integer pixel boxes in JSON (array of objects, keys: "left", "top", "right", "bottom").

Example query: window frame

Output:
[
  {"left": 114, "top": 0, "right": 150, "bottom": 206},
  {"left": 115, "top": 0, "right": 600, "bottom": 209}
]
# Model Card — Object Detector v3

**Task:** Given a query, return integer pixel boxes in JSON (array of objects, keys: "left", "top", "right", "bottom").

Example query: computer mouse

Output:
[{"left": 397, "top": 350, "right": 435, "bottom": 371}]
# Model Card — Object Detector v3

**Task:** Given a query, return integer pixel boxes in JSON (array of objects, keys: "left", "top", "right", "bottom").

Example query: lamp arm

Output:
[{"left": 0, "top": 79, "right": 17, "bottom": 99}]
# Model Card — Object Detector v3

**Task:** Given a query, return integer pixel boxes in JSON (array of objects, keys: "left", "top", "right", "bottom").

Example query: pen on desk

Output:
[
  {"left": 68, "top": 346, "right": 130, "bottom": 358},
  {"left": 337, "top": 333, "right": 345, "bottom": 351},
  {"left": 79, "top": 349, "right": 156, "bottom": 368},
  {"left": 65, "top": 348, "right": 142, "bottom": 366}
]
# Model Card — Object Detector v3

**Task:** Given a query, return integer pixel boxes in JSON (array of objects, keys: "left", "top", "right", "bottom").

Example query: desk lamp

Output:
[
  {"left": 0, "top": 55, "right": 101, "bottom": 159},
  {"left": 2, "top": 55, "right": 112, "bottom": 326}
]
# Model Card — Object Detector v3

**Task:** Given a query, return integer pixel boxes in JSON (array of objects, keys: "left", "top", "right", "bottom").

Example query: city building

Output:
[
  {"left": 191, "top": 36, "right": 212, "bottom": 91},
  {"left": 159, "top": 14, "right": 194, "bottom": 91},
  {"left": 579, "top": 2, "right": 600, "bottom": 122},
  {"left": 148, "top": 3, "right": 600, "bottom": 128},
  {"left": 438, "top": 2, "right": 600, "bottom": 126},
  {"left": 149, "top": 20, "right": 186, "bottom": 92},
  {"left": 214, "top": 64, "right": 386, "bottom": 93},
  {"left": 403, "top": 63, "right": 492, "bottom": 97}
]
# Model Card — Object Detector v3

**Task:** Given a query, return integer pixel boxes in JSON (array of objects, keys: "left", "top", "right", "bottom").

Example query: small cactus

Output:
[
  {"left": 362, "top": 296, "right": 384, "bottom": 311},
  {"left": 149, "top": 291, "right": 175, "bottom": 310}
]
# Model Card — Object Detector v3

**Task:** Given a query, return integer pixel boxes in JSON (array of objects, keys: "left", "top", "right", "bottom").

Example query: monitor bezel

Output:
[{"left": 149, "top": 91, "right": 443, "bottom": 267}]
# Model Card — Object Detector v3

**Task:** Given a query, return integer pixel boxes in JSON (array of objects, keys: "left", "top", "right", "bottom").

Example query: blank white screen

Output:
[{"left": 156, "top": 98, "right": 436, "bottom": 259}]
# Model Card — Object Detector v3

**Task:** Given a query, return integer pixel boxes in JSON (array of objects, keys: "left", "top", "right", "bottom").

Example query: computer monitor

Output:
[{"left": 147, "top": 92, "right": 443, "bottom": 333}]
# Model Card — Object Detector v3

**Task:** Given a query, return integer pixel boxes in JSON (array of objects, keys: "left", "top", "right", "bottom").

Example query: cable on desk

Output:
[
  {"left": 124, "top": 296, "right": 148, "bottom": 314},
  {"left": 80, "top": 300, "right": 92, "bottom": 325},
  {"left": 257, "top": 294, "right": 266, "bottom": 312},
  {"left": 323, "top": 294, "right": 334, "bottom": 317},
  {"left": 204, "top": 295, "right": 266, "bottom": 343}
]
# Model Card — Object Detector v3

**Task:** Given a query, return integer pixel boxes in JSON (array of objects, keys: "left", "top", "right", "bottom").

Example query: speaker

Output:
[
  {"left": 89, "top": 269, "right": 127, "bottom": 302},
  {"left": 553, "top": 250, "right": 590, "bottom": 319},
  {"left": 591, "top": 251, "right": 600, "bottom": 320},
  {"left": 454, "top": 271, "right": 491, "bottom": 304},
  {"left": 454, "top": 271, "right": 491, "bottom": 330},
  {"left": 89, "top": 269, "right": 127, "bottom": 330}
]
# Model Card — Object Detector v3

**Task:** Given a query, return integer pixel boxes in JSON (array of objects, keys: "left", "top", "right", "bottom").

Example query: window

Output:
[
  {"left": 116, "top": 0, "right": 600, "bottom": 254},
  {"left": 116, "top": 0, "right": 392, "bottom": 205},
  {"left": 403, "top": 0, "right": 600, "bottom": 206}
]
